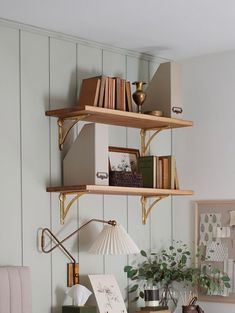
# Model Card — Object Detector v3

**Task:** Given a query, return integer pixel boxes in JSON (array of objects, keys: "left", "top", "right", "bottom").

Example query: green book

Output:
[{"left": 138, "top": 156, "right": 158, "bottom": 188}]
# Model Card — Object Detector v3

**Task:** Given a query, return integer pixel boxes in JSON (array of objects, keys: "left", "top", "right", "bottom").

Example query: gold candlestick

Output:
[{"left": 132, "top": 81, "right": 147, "bottom": 113}]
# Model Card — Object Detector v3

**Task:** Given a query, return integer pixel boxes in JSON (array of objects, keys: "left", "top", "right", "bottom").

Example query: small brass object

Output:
[
  {"left": 144, "top": 110, "right": 163, "bottom": 117},
  {"left": 132, "top": 81, "right": 147, "bottom": 113}
]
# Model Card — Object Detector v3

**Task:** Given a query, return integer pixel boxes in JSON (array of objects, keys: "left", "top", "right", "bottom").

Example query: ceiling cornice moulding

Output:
[{"left": 0, "top": 17, "right": 168, "bottom": 63}]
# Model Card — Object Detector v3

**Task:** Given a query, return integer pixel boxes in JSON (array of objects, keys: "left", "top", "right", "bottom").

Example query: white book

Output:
[{"left": 63, "top": 123, "right": 109, "bottom": 186}]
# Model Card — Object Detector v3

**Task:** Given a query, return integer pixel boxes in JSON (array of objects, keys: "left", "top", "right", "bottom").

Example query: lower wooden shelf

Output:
[{"left": 47, "top": 185, "right": 193, "bottom": 225}]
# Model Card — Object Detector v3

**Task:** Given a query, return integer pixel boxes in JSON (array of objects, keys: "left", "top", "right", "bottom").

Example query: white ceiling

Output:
[{"left": 1, "top": 0, "right": 235, "bottom": 59}]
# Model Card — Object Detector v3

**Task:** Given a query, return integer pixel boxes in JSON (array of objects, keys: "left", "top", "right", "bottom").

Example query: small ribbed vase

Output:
[{"left": 132, "top": 81, "right": 147, "bottom": 113}]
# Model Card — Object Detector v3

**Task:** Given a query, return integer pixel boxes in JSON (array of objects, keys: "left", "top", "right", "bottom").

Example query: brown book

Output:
[
  {"left": 155, "top": 156, "right": 160, "bottom": 188},
  {"left": 107, "top": 77, "right": 114, "bottom": 109},
  {"left": 158, "top": 158, "right": 163, "bottom": 189},
  {"left": 120, "top": 78, "right": 126, "bottom": 111},
  {"left": 125, "top": 81, "right": 133, "bottom": 112},
  {"left": 111, "top": 78, "right": 115, "bottom": 109},
  {"left": 78, "top": 76, "right": 101, "bottom": 107},
  {"left": 159, "top": 155, "right": 176, "bottom": 189},
  {"left": 103, "top": 77, "right": 109, "bottom": 108},
  {"left": 114, "top": 77, "right": 121, "bottom": 110},
  {"left": 162, "top": 157, "right": 169, "bottom": 189},
  {"left": 98, "top": 76, "right": 107, "bottom": 107}
]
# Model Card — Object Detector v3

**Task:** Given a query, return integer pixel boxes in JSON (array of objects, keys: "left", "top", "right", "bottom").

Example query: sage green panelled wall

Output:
[{"left": 0, "top": 22, "right": 171, "bottom": 313}]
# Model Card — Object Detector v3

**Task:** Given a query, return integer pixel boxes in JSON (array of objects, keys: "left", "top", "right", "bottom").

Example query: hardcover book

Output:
[
  {"left": 78, "top": 76, "right": 101, "bottom": 107},
  {"left": 98, "top": 76, "right": 107, "bottom": 107},
  {"left": 137, "top": 156, "right": 159, "bottom": 188},
  {"left": 159, "top": 155, "right": 177, "bottom": 189},
  {"left": 126, "top": 81, "right": 133, "bottom": 112}
]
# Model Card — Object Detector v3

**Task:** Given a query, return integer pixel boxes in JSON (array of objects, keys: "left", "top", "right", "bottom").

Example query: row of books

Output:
[
  {"left": 137, "top": 155, "right": 179, "bottom": 189},
  {"left": 78, "top": 75, "right": 133, "bottom": 111}
]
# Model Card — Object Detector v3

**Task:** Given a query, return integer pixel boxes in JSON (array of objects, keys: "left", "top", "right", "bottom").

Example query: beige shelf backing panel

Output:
[
  {"left": 45, "top": 105, "right": 193, "bottom": 130},
  {"left": 47, "top": 184, "right": 193, "bottom": 197}
]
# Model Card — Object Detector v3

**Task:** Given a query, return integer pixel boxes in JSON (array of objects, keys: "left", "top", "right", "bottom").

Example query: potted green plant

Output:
[{"left": 124, "top": 241, "right": 230, "bottom": 312}]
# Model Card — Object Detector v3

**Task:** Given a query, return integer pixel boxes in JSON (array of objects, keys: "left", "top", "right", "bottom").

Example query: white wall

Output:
[
  {"left": 0, "top": 20, "right": 172, "bottom": 313},
  {"left": 173, "top": 50, "right": 235, "bottom": 313}
]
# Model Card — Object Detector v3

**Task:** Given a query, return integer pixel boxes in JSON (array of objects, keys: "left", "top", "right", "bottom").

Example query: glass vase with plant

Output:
[{"left": 124, "top": 241, "right": 230, "bottom": 312}]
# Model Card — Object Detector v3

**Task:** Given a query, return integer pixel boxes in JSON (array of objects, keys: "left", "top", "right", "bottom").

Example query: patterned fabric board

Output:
[
  {"left": 216, "top": 226, "right": 230, "bottom": 238},
  {"left": 199, "top": 213, "right": 222, "bottom": 245},
  {"left": 196, "top": 202, "right": 235, "bottom": 301},
  {"left": 206, "top": 241, "right": 228, "bottom": 262}
]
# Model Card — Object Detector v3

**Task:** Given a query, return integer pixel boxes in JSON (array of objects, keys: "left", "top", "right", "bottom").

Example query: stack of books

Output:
[
  {"left": 78, "top": 76, "right": 133, "bottom": 112},
  {"left": 137, "top": 155, "right": 179, "bottom": 189}
]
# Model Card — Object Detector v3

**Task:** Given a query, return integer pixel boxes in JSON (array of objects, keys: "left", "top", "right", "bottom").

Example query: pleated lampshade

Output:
[{"left": 89, "top": 224, "right": 140, "bottom": 255}]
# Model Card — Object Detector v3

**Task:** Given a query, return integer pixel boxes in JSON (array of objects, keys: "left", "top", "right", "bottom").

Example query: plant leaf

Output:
[
  {"left": 124, "top": 265, "right": 132, "bottom": 272},
  {"left": 139, "top": 291, "right": 144, "bottom": 298},
  {"left": 129, "top": 284, "right": 138, "bottom": 293},
  {"left": 141, "top": 250, "right": 147, "bottom": 257}
]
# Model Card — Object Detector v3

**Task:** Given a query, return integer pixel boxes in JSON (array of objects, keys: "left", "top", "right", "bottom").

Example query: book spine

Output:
[
  {"left": 98, "top": 76, "right": 106, "bottom": 107},
  {"left": 94, "top": 79, "right": 101, "bottom": 106},
  {"left": 120, "top": 79, "right": 126, "bottom": 111},
  {"left": 103, "top": 77, "right": 109, "bottom": 108},
  {"left": 161, "top": 157, "right": 169, "bottom": 189},
  {"left": 125, "top": 81, "right": 133, "bottom": 112},
  {"left": 137, "top": 156, "right": 155, "bottom": 188}
]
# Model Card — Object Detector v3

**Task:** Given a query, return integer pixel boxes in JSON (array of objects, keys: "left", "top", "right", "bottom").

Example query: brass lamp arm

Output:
[
  {"left": 41, "top": 219, "right": 116, "bottom": 256},
  {"left": 41, "top": 227, "right": 76, "bottom": 264}
]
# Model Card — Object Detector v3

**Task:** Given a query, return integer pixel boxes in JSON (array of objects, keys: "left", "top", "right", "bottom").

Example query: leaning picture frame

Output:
[
  {"left": 88, "top": 274, "right": 127, "bottom": 313},
  {"left": 108, "top": 146, "right": 140, "bottom": 173},
  {"left": 195, "top": 199, "right": 235, "bottom": 303}
]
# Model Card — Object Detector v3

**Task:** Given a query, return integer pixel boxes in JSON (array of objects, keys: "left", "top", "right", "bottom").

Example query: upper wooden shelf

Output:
[
  {"left": 45, "top": 105, "right": 193, "bottom": 130},
  {"left": 47, "top": 184, "right": 193, "bottom": 197}
]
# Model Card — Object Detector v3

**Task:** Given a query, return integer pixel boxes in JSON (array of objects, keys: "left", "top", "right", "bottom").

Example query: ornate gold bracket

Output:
[
  {"left": 141, "top": 195, "right": 168, "bottom": 224},
  {"left": 57, "top": 114, "right": 89, "bottom": 150},
  {"left": 59, "top": 192, "right": 86, "bottom": 224}
]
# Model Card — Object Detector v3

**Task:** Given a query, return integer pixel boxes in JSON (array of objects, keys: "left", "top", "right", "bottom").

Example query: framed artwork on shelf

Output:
[
  {"left": 195, "top": 199, "right": 235, "bottom": 303},
  {"left": 88, "top": 274, "right": 127, "bottom": 313},
  {"left": 108, "top": 146, "right": 140, "bottom": 172}
]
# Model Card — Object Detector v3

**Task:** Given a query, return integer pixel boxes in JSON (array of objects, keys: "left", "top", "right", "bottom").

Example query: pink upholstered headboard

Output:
[{"left": 0, "top": 267, "right": 32, "bottom": 313}]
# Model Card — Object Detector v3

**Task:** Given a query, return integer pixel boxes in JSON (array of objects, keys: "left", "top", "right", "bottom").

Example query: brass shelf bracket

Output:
[
  {"left": 140, "top": 128, "right": 163, "bottom": 156},
  {"left": 59, "top": 192, "right": 86, "bottom": 225},
  {"left": 141, "top": 195, "right": 168, "bottom": 224},
  {"left": 57, "top": 114, "right": 89, "bottom": 150}
]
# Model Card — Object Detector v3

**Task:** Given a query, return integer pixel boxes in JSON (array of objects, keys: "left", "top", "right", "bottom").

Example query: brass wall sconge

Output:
[
  {"left": 132, "top": 81, "right": 147, "bottom": 113},
  {"left": 41, "top": 219, "right": 139, "bottom": 287}
]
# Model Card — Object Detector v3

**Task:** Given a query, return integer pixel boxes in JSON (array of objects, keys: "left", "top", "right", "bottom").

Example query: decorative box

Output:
[
  {"left": 109, "top": 171, "right": 143, "bottom": 187},
  {"left": 62, "top": 306, "right": 97, "bottom": 313}
]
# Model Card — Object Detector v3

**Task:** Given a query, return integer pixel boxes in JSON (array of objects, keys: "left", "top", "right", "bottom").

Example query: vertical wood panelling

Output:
[
  {"left": 20, "top": 31, "right": 51, "bottom": 313},
  {"left": 0, "top": 21, "right": 172, "bottom": 313},
  {"left": 126, "top": 56, "right": 150, "bottom": 311},
  {"left": 0, "top": 26, "right": 21, "bottom": 265},
  {"left": 77, "top": 44, "right": 104, "bottom": 295},
  {"left": 149, "top": 61, "right": 172, "bottom": 250},
  {"left": 49, "top": 38, "right": 77, "bottom": 311},
  {"left": 102, "top": 49, "right": 128, "bottom": 298}
]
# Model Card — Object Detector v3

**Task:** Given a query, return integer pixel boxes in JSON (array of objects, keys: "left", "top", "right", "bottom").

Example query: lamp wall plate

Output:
[{"left": 67, "top": 263, "right": 79, "bottom": 287}]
